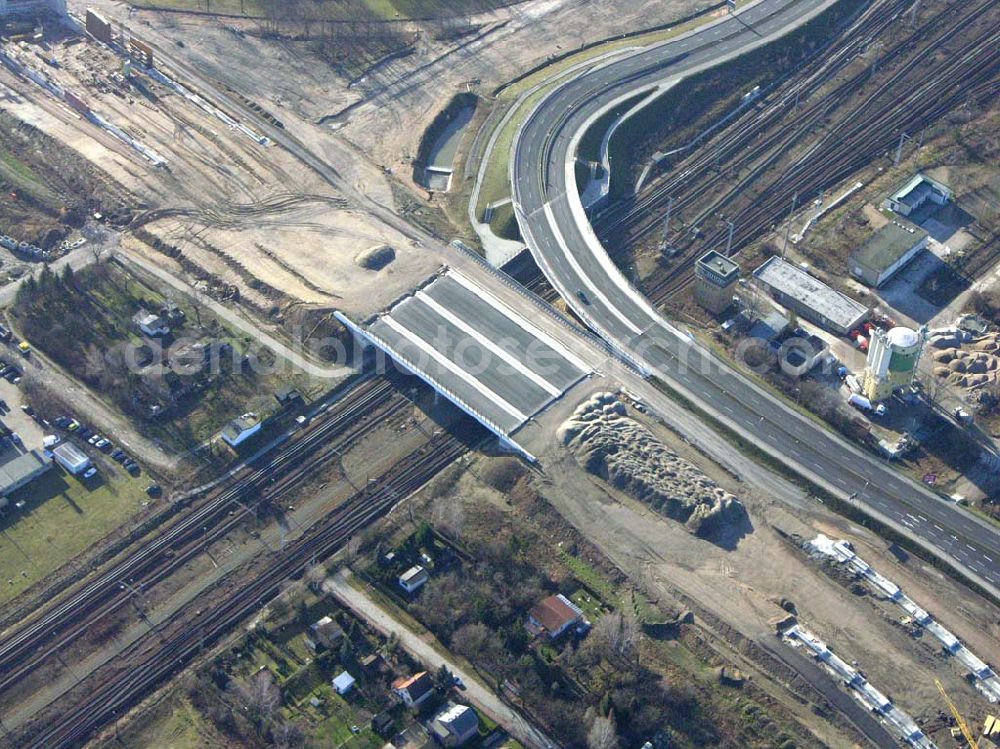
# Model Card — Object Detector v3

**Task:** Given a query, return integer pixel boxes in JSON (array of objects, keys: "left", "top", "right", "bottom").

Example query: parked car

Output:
[
  {"left": 96, "top": 438, "right": 110, "bottom": 450},
  {"left": 126, "top": 462, "right": 141, "bottom": 476},
  {"left": 88, "top": 434, "right": 101, "bottom": 445},
  {"left": 66, "top": 419, "right": 80, "bottom": 431},
  {"left": 111, "top": 449, "right": 126, "bottom": 462},
  {"left": 17, "top": 341, "right": 30, "bottom": 357},
  {"left": 82, "top": 467, "right": 97, "bottom": 479},
  {"left": 145, "top": 484, "right": 162, "bottom": 498},
  {"left": 78, "top": 427, "right": 93, "bottom": 440}
]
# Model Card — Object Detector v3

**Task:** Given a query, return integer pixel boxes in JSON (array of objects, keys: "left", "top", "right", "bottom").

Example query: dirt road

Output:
[
  {"left": 118, "top": 253, "right": 353, "bottom": 380},
  {"left": 325, "top": 568, "right": 558, "bottom": 749}
]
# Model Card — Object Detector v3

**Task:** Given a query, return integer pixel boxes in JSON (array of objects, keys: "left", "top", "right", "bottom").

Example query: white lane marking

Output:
[
  {"left": 446, "top": 272, "right": 593, "bottom": 375},
  {"left": 381, "top": 317, "right": 527, "bottom": 423},
  {"left": 542, "top": 201, "right": 643, "bottom": 335},
  {"left": 416, "top": 291, "right": 561, "bottom": 397}
]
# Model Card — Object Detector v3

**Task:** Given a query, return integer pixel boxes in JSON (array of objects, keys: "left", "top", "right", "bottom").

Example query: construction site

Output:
[{"left": 0, "top": 0, "right": 996, "bottom": 748}]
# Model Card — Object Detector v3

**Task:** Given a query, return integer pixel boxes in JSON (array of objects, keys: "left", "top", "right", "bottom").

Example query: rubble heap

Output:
[{"left": 558, "top": 393, "right": 746, "bottom": 538}]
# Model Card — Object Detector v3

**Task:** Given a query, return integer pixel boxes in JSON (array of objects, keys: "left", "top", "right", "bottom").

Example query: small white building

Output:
[
  {"left": 132, "top": 310, "right": 170, "bottom": 337},
  {"left": 398, "top": 565, "right": 429, "bottom": 593},
  {"left": 882, "top": 173, "right": 952, "bottom": 218},
  {"left": 52, "top": 442, "right": 92, "bottom": 475},
  {"left": 332, "top": 670, "right": 356, "bottom": 695},
  {"left": 220, "top": 413, "right": 261, "bottom": 447},
  {"left": 392, "top": 671, "right": 435, "bottom": 708}
]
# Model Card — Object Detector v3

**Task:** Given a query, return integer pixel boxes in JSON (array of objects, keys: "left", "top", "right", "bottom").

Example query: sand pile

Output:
[
  {"left": 558, "top": 393, "right": 746, "bottom": 538},
  {"left": 355, "top": 244, "right": 395, "bottom": 271},
  {"left": 930, "top": 332, "right": 999, "bottom": 389}
]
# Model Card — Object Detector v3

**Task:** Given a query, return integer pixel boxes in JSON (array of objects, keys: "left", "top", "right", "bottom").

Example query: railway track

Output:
[
  {"left": 590, "top": 0, "right": 999, "bottom": 302},
  {"left": 0, "top": 374, "right": 406, "bottom": 700},
  {"left": 20, "top": 424, "right": 477, "bottom": 749}
]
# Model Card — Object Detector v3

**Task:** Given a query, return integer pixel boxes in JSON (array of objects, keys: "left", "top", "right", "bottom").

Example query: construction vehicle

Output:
[{"left": 935, "top": 678, "right": 979, "bottom": 749}]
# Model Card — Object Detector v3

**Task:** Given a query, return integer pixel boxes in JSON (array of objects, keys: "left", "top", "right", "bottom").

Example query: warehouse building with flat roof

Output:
[
  {"left": 850, "top": 221, "right": 929, "bottom": 288},
  {"left": 753, "top": 257, "right": 869, "bottom": 335},
  {"left": 0, "top": 450, "right": 52, "bottom": 502}
]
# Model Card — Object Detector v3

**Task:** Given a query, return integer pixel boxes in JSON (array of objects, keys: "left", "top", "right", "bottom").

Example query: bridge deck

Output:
[{"left": 348, "top": 269, "right": 590, "bottom": 448}]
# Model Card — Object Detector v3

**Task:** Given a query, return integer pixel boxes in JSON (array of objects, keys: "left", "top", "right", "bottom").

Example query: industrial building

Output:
[
  {"left": 862, "top": 326, "right": 926, "bottom": 402},
  {"left": 752, "top": 257, "right": 869, "bottom": 335},
  {"left": 220, "top": 413, "right": 261, "bottom": 447},
  {"left": 0, "top": 0, "right": 65, "bottom": 16},
  {"left": 780, "top": 332, "right": 828, "bottom": 377},
  {"left": 882, "top": 173, "right": 952, "bottom": 218},
  {"left": 694, "top": 251, "right": 740, "bottom": 313},
  {"left": 0, "top": 450, "right": 52, "bottom": 501},
  {"left": 850, "top": 221, "right": 929, "bottom": 288}
]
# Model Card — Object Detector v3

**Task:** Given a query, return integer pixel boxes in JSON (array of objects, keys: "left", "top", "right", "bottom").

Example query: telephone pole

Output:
[
  {"left": 782, "top": 191, "right": 798, "bottom": 258},
  {"left": 661, "top": 196, "right": 674, "bottom": 255},
  {"left": 894, "top": 132, "right": 910, "bottom": 167},
  {"left": 722, "top": 219, "right": 736, "bottom": 255}
]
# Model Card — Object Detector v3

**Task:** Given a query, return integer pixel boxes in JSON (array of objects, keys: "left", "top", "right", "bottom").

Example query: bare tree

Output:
[
  {"left": 305, "top": 561, "right": 328, "bottom": 590},
  {"left": 587, "top": 715, "right": 619, "bottom": 749},
  {"left": 229, "top": 669, "right": 281, "bottom": 732},
  {"left": 271, "top": 719, "right": 306, "bottom": 749},
  {"left": 591, "top": 611, "right": 638, "bottom": 661},
  {"left": 432, "top": 494, "right": 466, "bottom": 539}
]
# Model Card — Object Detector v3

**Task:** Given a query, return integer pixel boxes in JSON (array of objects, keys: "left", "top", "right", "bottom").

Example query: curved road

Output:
[{"left": 511, "top": 0, "right": 1000, "bottom": 592}]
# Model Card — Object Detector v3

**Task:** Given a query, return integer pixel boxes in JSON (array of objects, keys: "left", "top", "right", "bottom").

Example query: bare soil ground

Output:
[
  {"left": 80, "top": 0, "right": 707, "bottom": 200},
  {"left": 1, "top": 16, "right": 437, "bottom": 314},
  {"left": 522, "top": 386, "right": 1000, "bottom": 744}
]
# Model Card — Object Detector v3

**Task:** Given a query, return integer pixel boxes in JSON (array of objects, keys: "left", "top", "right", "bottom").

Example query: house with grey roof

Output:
[{"left": 430, "top": 703, "right": 479, "bottom": 747}]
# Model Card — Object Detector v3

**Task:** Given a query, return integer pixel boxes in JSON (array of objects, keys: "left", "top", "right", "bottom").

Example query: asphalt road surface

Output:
[{"left": 511, "top": 0, "right": 1000, "bottom": 591}]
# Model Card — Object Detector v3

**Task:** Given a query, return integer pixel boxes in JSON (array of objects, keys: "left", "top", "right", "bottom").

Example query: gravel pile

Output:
[
  {"left": 558, "top": 392, "right": 747, "bottom": 538},
  {"left": 930, "top": 332, "right": 999, "bottom": 389}
]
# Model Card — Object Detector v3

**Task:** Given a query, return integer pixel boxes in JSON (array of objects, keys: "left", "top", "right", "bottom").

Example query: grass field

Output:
[
  {"left": 97, "top": 692, "right": 228, "bottom": 749},
  {"left": 0, "top": 466, "right": 149, "bottom": 604},
  {"left": 127, "top": 0, "right": 522, "bottom": 20}
]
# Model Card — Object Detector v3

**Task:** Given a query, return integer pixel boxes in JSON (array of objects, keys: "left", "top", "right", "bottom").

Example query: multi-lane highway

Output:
[{"left": 511, "top": 0, "right": 1000, "bottom": 591}]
